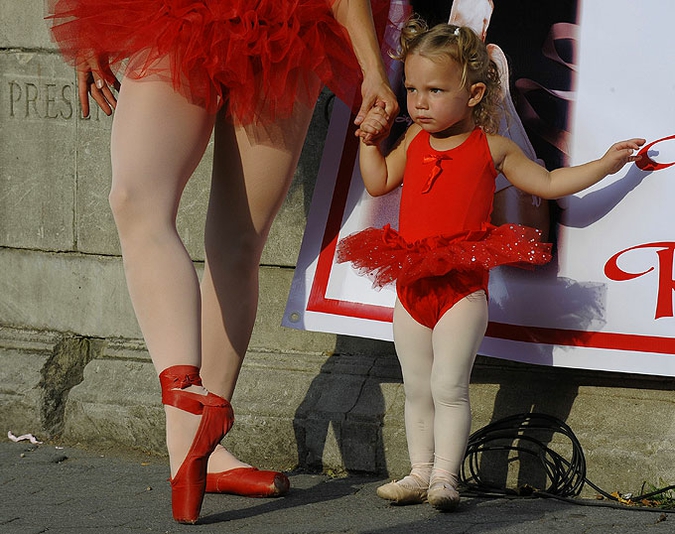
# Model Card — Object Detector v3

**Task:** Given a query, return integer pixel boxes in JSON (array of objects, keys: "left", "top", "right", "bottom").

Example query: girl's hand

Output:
[
  {"left": 354, "top": 71, "right": 398, "bottom": 144},
  {"left": 355, "top": 101, "right": 389, "bottom": 145},
  {"left": 601, "top": 138, "right": 646, "bottom": 175},
  {"left": 76, "top": 53, "right": 121, "bottom": 117}
]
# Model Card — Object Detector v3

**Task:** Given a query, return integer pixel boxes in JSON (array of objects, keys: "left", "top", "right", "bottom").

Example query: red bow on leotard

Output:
[{"left": 422, "top": 154, "right": 451, "bottom": 193}]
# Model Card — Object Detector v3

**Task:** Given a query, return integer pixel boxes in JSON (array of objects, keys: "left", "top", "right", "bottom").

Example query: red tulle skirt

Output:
[
  {"left": 336, "top": 223, "right": 553, "bottom": 289},
  {"left": 46, "top": 0, "right": 391, "bottom": 122}
]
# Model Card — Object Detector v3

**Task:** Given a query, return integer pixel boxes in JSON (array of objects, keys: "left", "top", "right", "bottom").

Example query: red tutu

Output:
[
  {"left": 336, "top": 223, "right": 553, "bottom": 289},
  {"left": 46, "top": 0, "right": 392, "bottom": 122}
]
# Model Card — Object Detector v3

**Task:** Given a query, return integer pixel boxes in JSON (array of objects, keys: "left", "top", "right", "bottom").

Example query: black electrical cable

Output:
[{"left": 459, "top": 412, "right": 675, "bottom": 513}]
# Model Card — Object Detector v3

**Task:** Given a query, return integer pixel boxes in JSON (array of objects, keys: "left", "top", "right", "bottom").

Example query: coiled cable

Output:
[{"left": 459, "top": 412, "right": 675, "bottom": 512}]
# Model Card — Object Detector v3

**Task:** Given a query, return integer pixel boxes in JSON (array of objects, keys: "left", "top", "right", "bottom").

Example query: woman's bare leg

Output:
[
  {"left": 200, "top": 93, "right": 319, "bottom": 472},
  {"left": 109, "top": 76, "right": 215, "bottom": 476}
]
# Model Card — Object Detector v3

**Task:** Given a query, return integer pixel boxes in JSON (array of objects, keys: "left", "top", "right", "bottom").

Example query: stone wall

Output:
[{"left": 2, "top": 1, "right": 675, "bottom": 499}]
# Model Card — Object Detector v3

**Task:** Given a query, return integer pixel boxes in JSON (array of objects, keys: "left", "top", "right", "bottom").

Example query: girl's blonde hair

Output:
[{"left": 393, "top": 17, "right": 501, "bottom": 134}]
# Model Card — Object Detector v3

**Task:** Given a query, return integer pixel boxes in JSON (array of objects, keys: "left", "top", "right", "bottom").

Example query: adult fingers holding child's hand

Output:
[
  {"left": 355, "top": 73, "right": 398, "bottom": 127},
  {"left": 603, "top": 138, "right": 646, "bottom": 174},
  {"left": 355, "top": 102, "right": 390, "bottom": 145}
]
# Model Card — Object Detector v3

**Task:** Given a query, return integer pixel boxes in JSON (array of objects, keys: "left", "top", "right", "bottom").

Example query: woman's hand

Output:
[
  {"left": 354, "top": 71, "right": 398, "bottom": 145},
  {"left": 76, "top": 53, "right": 121, "bottom": 117},
  {"left": 355, "top": 101, "right": 390, "bottom": 146},
  {"left": 329, "top": 0, "right": 397, "bottom": 144}
]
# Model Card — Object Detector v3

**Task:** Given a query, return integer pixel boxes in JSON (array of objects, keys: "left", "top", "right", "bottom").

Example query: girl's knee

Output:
[{"left": 430, "top": 374, "right": 469, "bottom": 406}]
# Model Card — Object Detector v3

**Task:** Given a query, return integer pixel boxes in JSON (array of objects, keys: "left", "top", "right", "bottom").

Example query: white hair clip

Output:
[{"left": 453, "top": 27, "right": 460, "bottom": 36}]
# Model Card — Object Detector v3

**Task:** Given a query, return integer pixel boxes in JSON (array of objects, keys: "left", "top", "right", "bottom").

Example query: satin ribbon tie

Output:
[
  {"left": 422, "top": 153, "right": 451, "bottom": 193},
  {"left": 172, "top": 372, "right": 202, "bottom": 389}
]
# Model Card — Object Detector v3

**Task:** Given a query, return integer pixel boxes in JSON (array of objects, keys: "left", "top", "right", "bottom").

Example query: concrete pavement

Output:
[{"left": 1, "top": 441, "right": 672, "bottom": 534}]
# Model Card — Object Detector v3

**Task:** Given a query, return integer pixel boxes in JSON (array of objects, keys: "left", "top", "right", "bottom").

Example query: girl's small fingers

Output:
[
  {"left": 620, "top": 138, "right": 646, "bottom": 150},
  {"left": 371, "top": 105, "right": 388, "bottom": 117},
  {"left": 360, "top": 125, "right": 381, "bottom": 136},
  {"left": 366, "top": 113, "right": 388, "bottom": 128}
]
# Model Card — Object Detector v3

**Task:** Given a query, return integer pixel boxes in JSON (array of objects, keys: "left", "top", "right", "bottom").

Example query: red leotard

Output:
[
  {"left": 398, "top": 126, "right": 497, "bottom": 242},
  {"left": 337, "top": 127, "right": 552, "bottom": 329}
]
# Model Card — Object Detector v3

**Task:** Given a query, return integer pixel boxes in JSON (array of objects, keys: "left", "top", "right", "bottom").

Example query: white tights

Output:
[
  {"left": 392, "top": 291, "right": 488, "bottom": 483},
  {"left": 109, "top": 75, "right": 317, "bottom": 475}
]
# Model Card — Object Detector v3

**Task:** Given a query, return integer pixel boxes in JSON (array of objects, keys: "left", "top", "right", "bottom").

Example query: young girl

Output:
[{"left": 338, "top": 18, "right": 644, "bottom": 512}]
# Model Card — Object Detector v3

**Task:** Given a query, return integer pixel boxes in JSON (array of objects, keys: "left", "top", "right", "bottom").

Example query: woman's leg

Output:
[
  {"left": 109, "top": 76, "right": 215, "bottom": 477},
  {"left": 199, "top": 96, "right": 319, "bottom": 473},
  {"left": 428, "top": 291, "right": 488, "bottom": 509}
]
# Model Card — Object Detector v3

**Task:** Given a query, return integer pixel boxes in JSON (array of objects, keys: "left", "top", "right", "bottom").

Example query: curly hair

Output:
[{"left": 392, "top": 16, "right": 501, "bottom": 134}]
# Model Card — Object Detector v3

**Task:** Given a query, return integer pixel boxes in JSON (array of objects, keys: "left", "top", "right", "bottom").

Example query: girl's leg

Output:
[
  {"left": 199, "top": 97, "right": 319, "bottom": 473},
  {"left": 429, "top": 291, "right": 488, "bottom": 509},
  {"left": 377, "top": 298, "right": 435, "bottom": 503},
  {"left": 109, "top": 76, "right": 215, "bottom": 477},
  {"left": 394, "top": 299, "right": 436, "bottom": 471}
]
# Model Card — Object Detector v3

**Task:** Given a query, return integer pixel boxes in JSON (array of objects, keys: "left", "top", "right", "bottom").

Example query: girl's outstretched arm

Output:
[{"left": 491, "top": 136, "right": 646, "bottom": 199}]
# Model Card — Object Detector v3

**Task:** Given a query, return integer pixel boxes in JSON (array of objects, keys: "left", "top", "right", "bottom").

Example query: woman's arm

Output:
[{"left": 330, "top": 1, "right": 398, "bottom": 135}]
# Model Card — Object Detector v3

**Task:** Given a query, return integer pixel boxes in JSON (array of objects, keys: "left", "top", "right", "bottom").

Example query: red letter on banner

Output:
[{"left": 605, "top": 243, "right": 675, "bottom": 319}]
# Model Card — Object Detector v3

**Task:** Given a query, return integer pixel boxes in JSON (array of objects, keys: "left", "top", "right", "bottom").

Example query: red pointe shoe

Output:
[
  {"left": 159, "top": 365, "right": 234, "bottom": 524},
  {"left": 205, "top": 467, "right": 290, "bottom": 497}
]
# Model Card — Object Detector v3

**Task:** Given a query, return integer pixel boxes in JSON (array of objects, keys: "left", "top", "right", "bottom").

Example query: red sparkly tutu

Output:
[
  {"left": 46, "top": 0, "right": 392, "bottom": 122},
  {"left": 336, "top": 223, "right": 553, "bottom": 289}
]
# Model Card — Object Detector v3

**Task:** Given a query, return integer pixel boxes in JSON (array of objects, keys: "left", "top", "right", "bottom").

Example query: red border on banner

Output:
[
  {"left": 306, "top": 124, "right": 395, "bottom": 323},
  {"left": 306, "top": 121, "right": 675, "bottom": 355}
]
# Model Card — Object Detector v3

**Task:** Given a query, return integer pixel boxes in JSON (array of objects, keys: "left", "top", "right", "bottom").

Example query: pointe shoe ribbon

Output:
[
  {"left": 159, "top": 365, "right": 234, "bottom": 524},
  {"left": 206, "top": 466, "right": 290, "bottom": 497},
  {"left": 160, "top": 366, "right": 232, "bottom": 414}
]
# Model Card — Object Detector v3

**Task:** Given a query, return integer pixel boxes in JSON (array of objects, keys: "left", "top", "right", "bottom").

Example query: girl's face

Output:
[{"left": 404, "top": 53, "right": 481, "bottom": 137}]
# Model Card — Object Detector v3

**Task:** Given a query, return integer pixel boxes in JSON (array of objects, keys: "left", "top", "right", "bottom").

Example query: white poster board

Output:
[{"left": 284, "top": 0, "right": 675, "bottom": 376}]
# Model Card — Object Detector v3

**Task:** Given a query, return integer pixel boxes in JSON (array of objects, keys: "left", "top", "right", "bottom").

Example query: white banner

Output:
[{"left": 283, "top": 0, "right": 675, "bottom": 376}]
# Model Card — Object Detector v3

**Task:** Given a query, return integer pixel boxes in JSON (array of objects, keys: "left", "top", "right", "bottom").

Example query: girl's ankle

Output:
[{"left": 430, "top": 467, "right": 458, "bottom": 488}]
